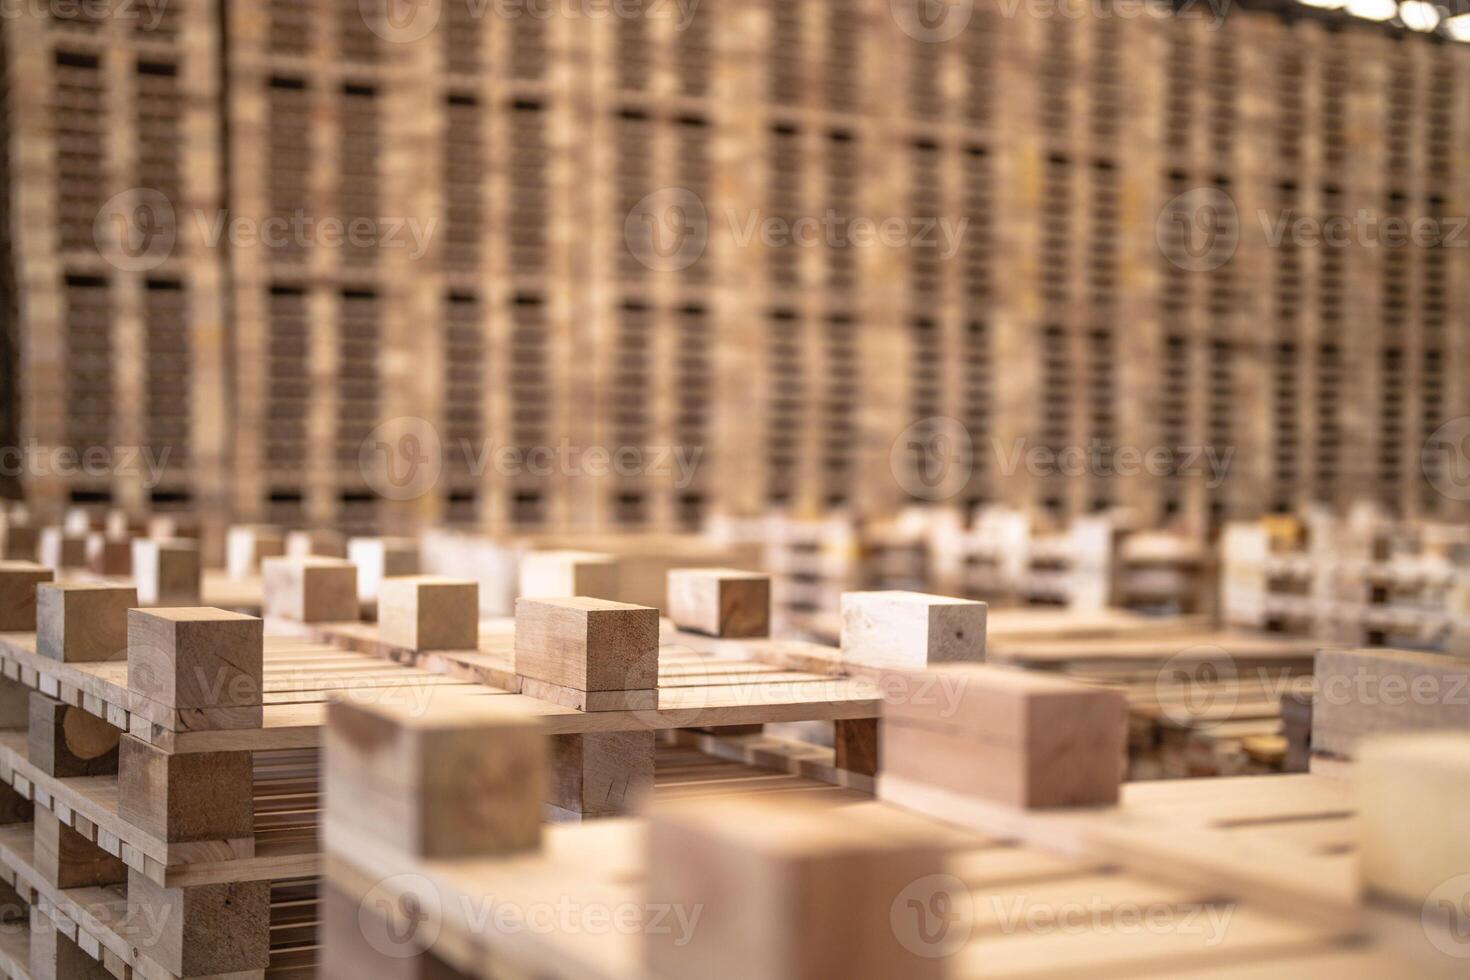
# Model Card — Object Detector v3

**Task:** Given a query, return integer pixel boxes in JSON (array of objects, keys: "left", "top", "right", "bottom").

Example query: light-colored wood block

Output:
[
  {"left": 34, "top": 808, "right": 125, "bottom": 889},
  {"left": 225, "top": 524, "right": 284, "bottom": 579},
  {"left": 519, "top": 550, "right": 619, "bottom": 601},
  {"left": 37, "top": 527, "right": 86, "bottom": 571},
  {"left": 647, "top": 795, "right": 945, "bottom": 980},
  {"left": 263, "top": 557, "right": 359, "bottom": 623},
  {"left": 118, "top": 736, "right": 254, "bottom": 842},
  {"left": 1357, "top": 733, "right": 1470, "bottom": 906},
  {"left": 884, "top": 664, "right": 1127, "bottom": 808},
  {"left": 84, "top": 532, "right": 131, "bottom": 576},
  {"left": 322, "top": 882, "right": 477, "bottom": 980},
  {"left": 0, "top": 561, "right": 52, "bottom": 631},
  {"left": 550, "top": 731, "right": 654, "bottom": 815},
  {"left": 128, "top": 870, "right": 271, "bottom": 976},
  {"left": 131, "top": 539, "right": 202, "bottom": 606},
  {"left": 514, "top": 597, "right": 659, "bottom": 693},
  {"left": 668, "top": 568, "right": 771, "bottom": 637},
  {"left": 347, "top": 536, "right": 420, "bottom": 602},
  {"left": 379, "top": 576, "right": 477, "bottom": 651},
  {"left": 126, "top": 608, "right": 263, "bottom": 727},
  {"left": 840, "top": 591, "right": 987, "bottom": 669},
  {"left": 36, "top": 583, "right": 136, "bottom": 663},
  {"left": 286, "top": 528, "right": 348, "bottom": 559},
  {"left": 29, "top": 692, "right": 119, "bottom": 777},
  {"left": 325, "top": 692, "right": 546, "bottom": 858}
]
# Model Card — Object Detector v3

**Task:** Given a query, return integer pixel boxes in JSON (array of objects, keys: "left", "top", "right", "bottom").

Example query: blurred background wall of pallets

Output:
[{"left": 2, "top": 0, "right": 1469, "bottom": 546}]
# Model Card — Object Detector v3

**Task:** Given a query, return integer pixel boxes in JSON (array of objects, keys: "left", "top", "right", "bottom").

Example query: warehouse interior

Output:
[{"left": 0, "top": 0, "right": 1467, "bottom": 977}]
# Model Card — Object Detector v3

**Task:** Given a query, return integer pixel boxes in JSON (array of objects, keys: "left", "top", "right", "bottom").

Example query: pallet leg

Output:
[
  {"left": 30, "top": 910, "right": 111, "bottom": 980},
  {"left": 118, "top": 736, "right": 254, "bottom": 842},
  {"left": 834, "top": 718, "right": 880, "bottom": 778},
  {"left": 550, "top": 732, "right": 654, "bottom": 817},
  {"left": 322, "top": 882, "right": 475, "bottom": 980},
  {"left": 0, "top": 780, "right": 32, "bottom": 826},
  {"left": 127, "top": 869, "right": 271, "bottom": 977},
  {"left": 28, "top": 692, "right": 120, "bottom": 778},
  {"left": 34, "top": 809, "right": 126, "bottom": 889}
]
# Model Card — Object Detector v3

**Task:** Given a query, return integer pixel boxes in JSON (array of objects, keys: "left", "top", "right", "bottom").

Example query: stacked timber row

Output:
[
  {"left": 3, "top": 1, "right": 1470, "bottom": 534},
  {"left": 2, "top": 1, "right": 228, "bottom": 530}
]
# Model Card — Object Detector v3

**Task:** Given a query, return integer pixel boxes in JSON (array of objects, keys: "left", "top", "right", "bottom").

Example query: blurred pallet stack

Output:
[
  {"left": 3, "top": 1, "right": 228, "bottom": 527},
  {"left": 1223, "top": 510, "right": 1470, "bottom": 651},
  {"left": 3, "top": 1, "right": 1469, "bottom": 539}
]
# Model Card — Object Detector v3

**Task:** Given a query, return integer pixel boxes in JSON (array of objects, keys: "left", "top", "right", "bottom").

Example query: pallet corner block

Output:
[
  {"left": 127, "top": 868, "right": 271, "bottom": 977},
  {"left": 126, "top": 606, "right": 264, "bottom": 729},
  {"left": 379, "top": 575, "right": 478, "bottom": 651},
  {"left": 646, "top": 795, "right": 946, "bottom": 980},
  {"left": 38, "top": 526, "right": 87, "bottom": 572},
  {"left": 840, "top": 590, "right": 987, "bottom": 669},
  {"left": 84, "top": 532, "right": 132, "bottom": 576},
  {"left": 514, "top": 596, "right": 659, "bottom": 697},
  {"left": 346, "top": 535, "right": 420, "bottom": 601},
  {"left": 518, "top": 550, "right": 620, "bottom": 601},
  {"left": 263, "top": 555, "right": 359, "bottom": 623},
  {"left": 225, "top": 524, "right": 285, "bottom": 579},
  {"left": 36, "top": 582, "right": 136, "bottom": 663},
  {"left": 1356, "top": 732, "right": 1470, "bottom": 907},
  {"left": 667, "top": 567, "right": 771, "bottom": 638},
  {"left": 325, "top": 692, "right": 547, "bottom": 858},
  {"left": 286, "top": 528, "right": 348, "bottom": 559},
  {"left": 884, "top": 663, "right": 1126, "bottom": 808},
  {"left": 131, "top": 538, "right": 202, "bottom": 606},
  {"left": 0, "top": 560, "right": 53, "bottom": 631}
]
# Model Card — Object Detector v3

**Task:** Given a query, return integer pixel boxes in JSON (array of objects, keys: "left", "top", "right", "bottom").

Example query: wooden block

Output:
[
  {"left": 0, "top": 561, "right": 53, "bottom": 631},
  {"left": 378, "top": 576, "right": 477, "bottom": 651},
  {"left": 322, "top": 882, "right": 476, "bottom": 980},
  {"left": 1357, "top": 733, "right": 1470, "bottom": 905},
  {"left": 0, "top": 523, "right": 37, "bottom": 561},
  {"left": 84, "top": 533, "right": 131, "bottom": 576},
  {"left": 34, "top": 808, "right": 126, "bottom": 889},
  {"left": 1313, "top": 648, "right": 1470, "bottom": 759},
  {"left": 126, "top": 608, "right": 263, "bottom": 726},
  {"left": 225, "top": 524, "right": 284, "bottom": 579},
  {"left": 514, "top": 596, "right": 659, "bottom": 692},
  {"left": 286, "top": 528, "right": 348, "bottom": 559},
  {"left": 128, "top": 870, "right": 271, "bottom": 976},
  {"left": 130, "top": 539, "right": 202, "bottom": 606},
  {"left": 347, "top": 536, "right": 420, "bottom": 602},
  {"left": 668, "top": 568, "right": 771, "bottom": 637},
  {"left": 37, "top": 528, "right": 86, "bottom": 571},
  {"left": 884, "top": 664, "right": 1127, "bottom": 808},
  {"left": 325, "top": 692, "right": 546, "bottom": 858},
  {"left": 28, "top": 693, "right": 120, "bottom": 777},
  {"left": 118, "top": 736, "right": 254, "bottom": 842},
  {"left": 0, "top": 780, "right": 32, "bottom": 825},
  {"left": 263, "top": 557, "right": 359, "bottom": 623},
  {"left": 36, "top": 583, "right": 136, "bottom": 663},
  {"left": 834, "top": 717, "right": 879, "bottom": 777},
  {"left": 0, "top": 877, "right": 24, "bottom": 922},
  {"left": 647, "top": 795, "right": 944, "bottom": 980},
  {"left": 519, "top": 550, "right": 619, "bottom": 600},
  {"left": 840, "top": 591, "right": 987, "bottom": 669},
  {"left": 30, "top": 915, "right": 112, "bottom": 980},
  {"left": 550, "top": 731, "right": 654, "bottom": 815}
]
